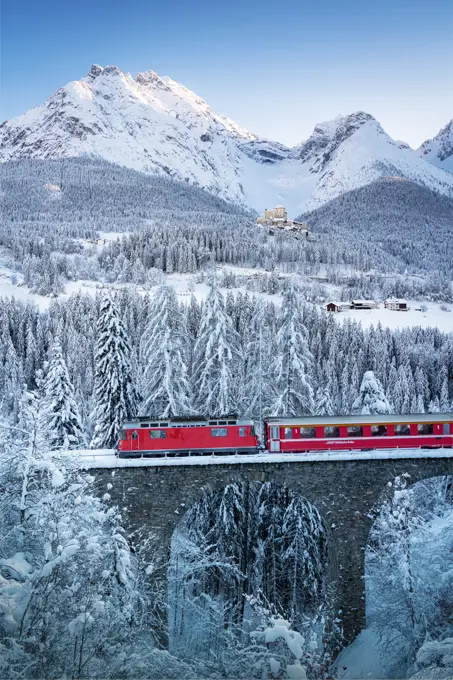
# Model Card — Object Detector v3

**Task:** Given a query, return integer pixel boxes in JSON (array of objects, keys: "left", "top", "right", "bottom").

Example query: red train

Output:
[{"left": 117, "top": 413, "right": 453, "bottom": 457}]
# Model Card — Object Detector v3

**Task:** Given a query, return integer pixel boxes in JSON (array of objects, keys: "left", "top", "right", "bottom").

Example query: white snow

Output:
[
  {"left": 418, "top": 119, "right": 453, "bottom": 174},
  {"left": 334, "top": 300, "right": 453, "bottom": 333},
  {"left": 2, "top": 65, "right": 452, "bottom": 212},
  {"left": 66, "top": 447, "right": 453, "bottom": 470}
]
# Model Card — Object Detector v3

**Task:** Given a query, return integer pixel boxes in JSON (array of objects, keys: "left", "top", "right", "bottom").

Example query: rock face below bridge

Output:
[{"left": 91, "top": 456, "right": 453, "bottom": 648}]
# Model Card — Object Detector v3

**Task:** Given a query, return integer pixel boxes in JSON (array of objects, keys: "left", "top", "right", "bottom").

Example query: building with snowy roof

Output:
[
  {"left": 384, "top": 299, "right": 409, "bottom": 311},
  {"left": 351, "top": 299, "right": 378, "bottom": 310}
]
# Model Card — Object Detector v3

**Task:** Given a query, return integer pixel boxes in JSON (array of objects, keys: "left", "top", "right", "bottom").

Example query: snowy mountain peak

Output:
[
  {"left": 135, "top": 69, "right": 169, "bottom": 90},
  {"left": 1, "top": 66, "right": 453, "bottom": 213},
  {"left": 418, "top": 120, "right": 453, "bottom": 174},
  {"left": 294, "top": 111, "right": 383, "bottom": 170}
]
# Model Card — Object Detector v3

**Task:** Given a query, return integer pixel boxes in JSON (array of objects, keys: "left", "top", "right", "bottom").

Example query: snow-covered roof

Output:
[
  {"left": 326, "top": 301, "right": 343, "bottom": 307},
  {"left": 386, "top": 299, "right": 408, "bottom": 304},
  {"left": 266, "top": 413, "right": 453, "bottom": 426},
  {"left": 351, "top": 299, "right": 376, "bottom": 304}
]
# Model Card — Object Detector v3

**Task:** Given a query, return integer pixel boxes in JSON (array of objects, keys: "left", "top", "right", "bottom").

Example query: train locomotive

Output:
[{"left": 117, "top": 412, "right": 453, "bottom": 458}]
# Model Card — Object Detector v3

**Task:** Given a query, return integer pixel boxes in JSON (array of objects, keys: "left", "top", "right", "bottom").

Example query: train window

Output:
[
  {"left": 394, "top": 424, "right": 410, "bottom": 436},
  {"left": 228, "top": 420, "right": 236, "bottom": 425},
  {"left": 284, "top": 427, "right": 293, "bottom": 439},
  {"left": 140, "top": 423, "right": 149, "bottom": 428},
  {"left": 250, "top": 425, "right": 256, "bottom": 436},
  {"left": 300, "top": 427, "right": 316, "bottom": 438},
  {"left": 209, "top": 420, "right": 217, "bottom": 425},
  {"left": 347, "top": 426, "right": 363, "bottom": 437},
  {"left": 371, "top": 425, "right": 387, "bottom": 437},
  {"left": 119, "top": 429, "right": 127, "bottom": 441},
  {"left": 212, "top": 428, "right": 227, "bottom": 437},
  {"left": 218, "top": 421, "right": 227, "bottom": 425},
  {"left": 150, "top": 430, "right": 167, "bottom": 439},
  {"left": 444, "top": 423, "right": 450, "bottom": 435},
  {"left": 418, "top": 423, "right": 433, "bottom": 435},
  {"left": 324, "top": 426, "right": 340, "bottom": 438},
  {"left": 239, "top": 427, "right": 247, "bottom": 437},
  {"left": 150, "top": 423, "right": 158, "bottom": 427},
  {"left": 132, "top": 430, "right": 138, "bottom": 440},
  {"left": 160, "top": 423, "right": 169, "bottom": 427}
]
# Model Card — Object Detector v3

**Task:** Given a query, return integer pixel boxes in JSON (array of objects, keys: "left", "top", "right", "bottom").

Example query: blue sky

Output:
[{"left": 2, "top": 0, "right": 452, "bottom": 147}]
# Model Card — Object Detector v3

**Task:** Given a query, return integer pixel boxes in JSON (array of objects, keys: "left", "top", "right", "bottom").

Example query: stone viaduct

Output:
[{"left": 91, "top": 455, "right": 453, "bottom": 649}]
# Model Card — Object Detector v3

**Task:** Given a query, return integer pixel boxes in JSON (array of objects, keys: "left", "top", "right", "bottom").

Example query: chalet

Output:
[
  {"left": 385, "top": 299, "right": 409, "bottom": 311},
  {"left": 326, "top": 302, "right": 351, "bottom": 313},
  {"left": 351, "top": 300, "right": 378, "bottom": 310}
]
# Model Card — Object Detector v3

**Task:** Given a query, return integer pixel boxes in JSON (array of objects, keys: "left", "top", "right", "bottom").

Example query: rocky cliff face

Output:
[
  {"left": 418, "top": 120, "right": 453, "bottom": 174},
  {"left": 2, "top": 65, "right": 452, "bottom": 212}
]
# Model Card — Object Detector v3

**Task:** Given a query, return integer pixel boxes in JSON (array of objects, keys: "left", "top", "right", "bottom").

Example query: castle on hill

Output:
[{"left": 256, "top": 205, "right": 309, "bottom": 235}]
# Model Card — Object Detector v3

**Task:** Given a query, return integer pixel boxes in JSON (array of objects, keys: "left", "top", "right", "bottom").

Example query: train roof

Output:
[
  {"left": 122, "top": 415, "right": 254, "bottom": 428},
  {"left": 266, "top": 413, "right": 453, "bottom": 426}
]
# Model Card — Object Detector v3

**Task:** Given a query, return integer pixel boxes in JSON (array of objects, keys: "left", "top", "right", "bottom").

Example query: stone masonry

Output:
[{"left": 92, "top": 456, "right": 453, "bottom": 649}]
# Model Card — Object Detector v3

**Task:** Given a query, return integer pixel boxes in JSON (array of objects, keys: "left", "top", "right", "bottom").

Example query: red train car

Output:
[
  {"left": 117, "top": 415, "right": 258, "bottom": 457},
  {"left": 265, "top": 413, "right": 453, "bottom": 453}
]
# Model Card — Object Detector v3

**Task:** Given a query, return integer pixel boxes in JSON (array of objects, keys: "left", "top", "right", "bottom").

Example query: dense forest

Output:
[
  {"left": 1, "top": 157, "right": 453, "bottom": 678},
  {"left": 2, "top": 158, "right": 453, "bottom": 302}
]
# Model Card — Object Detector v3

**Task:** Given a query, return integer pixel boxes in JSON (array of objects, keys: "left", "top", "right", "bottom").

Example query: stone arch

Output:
[
  {"left": 167, "top": 477, "right": 334, "bottom": 659},
  {"left": 93, "top": 455, "right": 453, "bottom": 651}
]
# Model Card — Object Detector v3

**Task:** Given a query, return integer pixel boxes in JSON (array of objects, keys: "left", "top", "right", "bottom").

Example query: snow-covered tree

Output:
[
  {"left": 242, "top": 299, "right": 275, "bottom": 423},
  {"left": 314, "top": 385, "right": 335, "bottom": 416},
  {"left": 91, "top": 293, "right": 137, "bottom": 448},
  {"left": 40, "top": 338, "right": 85, "bottom": 450},
  {"left": 270, "top": 285, "right": 314, "bottom": 416},
  {"left": 192, "top": 286, "right": 241, "bottom": 416},
  {"left": 352, "top": 370, "right": 391, "bottom": 415},
  {"left": 139, "top": 286, "right": 192, "bottom": 417}
]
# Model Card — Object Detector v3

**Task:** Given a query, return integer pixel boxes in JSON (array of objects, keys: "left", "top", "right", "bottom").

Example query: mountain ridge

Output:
[
  {"left": 418, "top": 120, "right": 453, "bottom": 174},
  {"left": 1, "top": 64, "right": 452, "bottom": 212}
]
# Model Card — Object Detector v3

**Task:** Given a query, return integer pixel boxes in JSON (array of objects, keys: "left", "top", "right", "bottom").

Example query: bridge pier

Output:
[{"left": 91, "top": 456, "right": 453, "bottom": 651}]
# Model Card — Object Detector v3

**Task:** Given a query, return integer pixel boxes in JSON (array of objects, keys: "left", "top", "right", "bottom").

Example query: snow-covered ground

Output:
[
  {"left": 1, "top": 254, "right": 452, "bottom": 333},
  {"left": 70, "top": 447, "right": 453, "bottom": 469},
  {"left": 336, "top": 301, "right": 453, "bottom": 332}
]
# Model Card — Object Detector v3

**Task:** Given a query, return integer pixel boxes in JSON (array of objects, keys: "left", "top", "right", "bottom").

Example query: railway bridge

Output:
[{"left": 89, "top": 452, "right": 453, "bottom": 649}]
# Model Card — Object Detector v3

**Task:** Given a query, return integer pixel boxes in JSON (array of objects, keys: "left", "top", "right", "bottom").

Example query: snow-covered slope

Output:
[
  {"left": 1, "top": 65, "right": 453, "bottom": 212},
  {"left": 418, "top": 120, "right": 453, "bottom": 174}
]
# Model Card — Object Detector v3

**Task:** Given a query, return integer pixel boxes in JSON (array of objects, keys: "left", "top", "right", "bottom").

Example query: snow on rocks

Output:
[{"left": 2, "top": 64, "right": 452, "bottom": 213}]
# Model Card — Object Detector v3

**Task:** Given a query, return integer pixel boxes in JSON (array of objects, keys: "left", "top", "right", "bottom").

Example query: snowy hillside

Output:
[
  {"left": 418, "top": 119, "right": 453, "bottom": 174},
  {"left": 1, "top": 64, "right": 453, "bottom": 212}
]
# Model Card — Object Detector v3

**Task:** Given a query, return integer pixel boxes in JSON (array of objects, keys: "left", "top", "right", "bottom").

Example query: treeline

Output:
[{"left": 1, "top": 284, "right": 452, "bottom": 448}]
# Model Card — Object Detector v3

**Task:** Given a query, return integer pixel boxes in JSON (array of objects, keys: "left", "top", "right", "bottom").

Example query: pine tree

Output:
[
  {"left": 352, "top": 370, "right": 391, "bottom": 415},
  {"left": 139, "top": 286, "right": 192, "bottom": 417},
  {"left": 314, "top": 385, "right": 335, "bottom": 415},
  {"left": 270, "top": 284, "right": 314, "bottom": 416},
  {"left": 40, "top": 338, "right": 85, "bottom": 450},
  {"left": 439, "top": 365, "right": 450, "bottom": 412},
  {"left": 192, "top": 287, "right": 241, "bottom": 416},
  {"left": 91, "top": 293, "right": 137, "bottom": 448},
  {"left": 242, "top": 300, "right": 274, "bottom": 422}
]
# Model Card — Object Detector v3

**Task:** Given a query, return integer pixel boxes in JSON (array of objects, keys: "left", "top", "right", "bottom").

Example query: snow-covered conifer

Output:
[
  {"left": 91, "top": 293, "right": 137, "bottom": 448},
  {"left": 314, "top": 385, "right": 335, "bottom": 416},
  {"left": 270, "top": 284, "right": 314, "bottom": 416},
  {"left": 192, "top": 286, "right": 242, "bottom": 416},
  {"left": 139, "top": 286, "right": 192, "bottom": 417},
  {"left": 40, "top": 338, "right": 85, "bottom": 450},
  {"left": 352, "top": 370, "right": 391, "bottom": 415}
]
